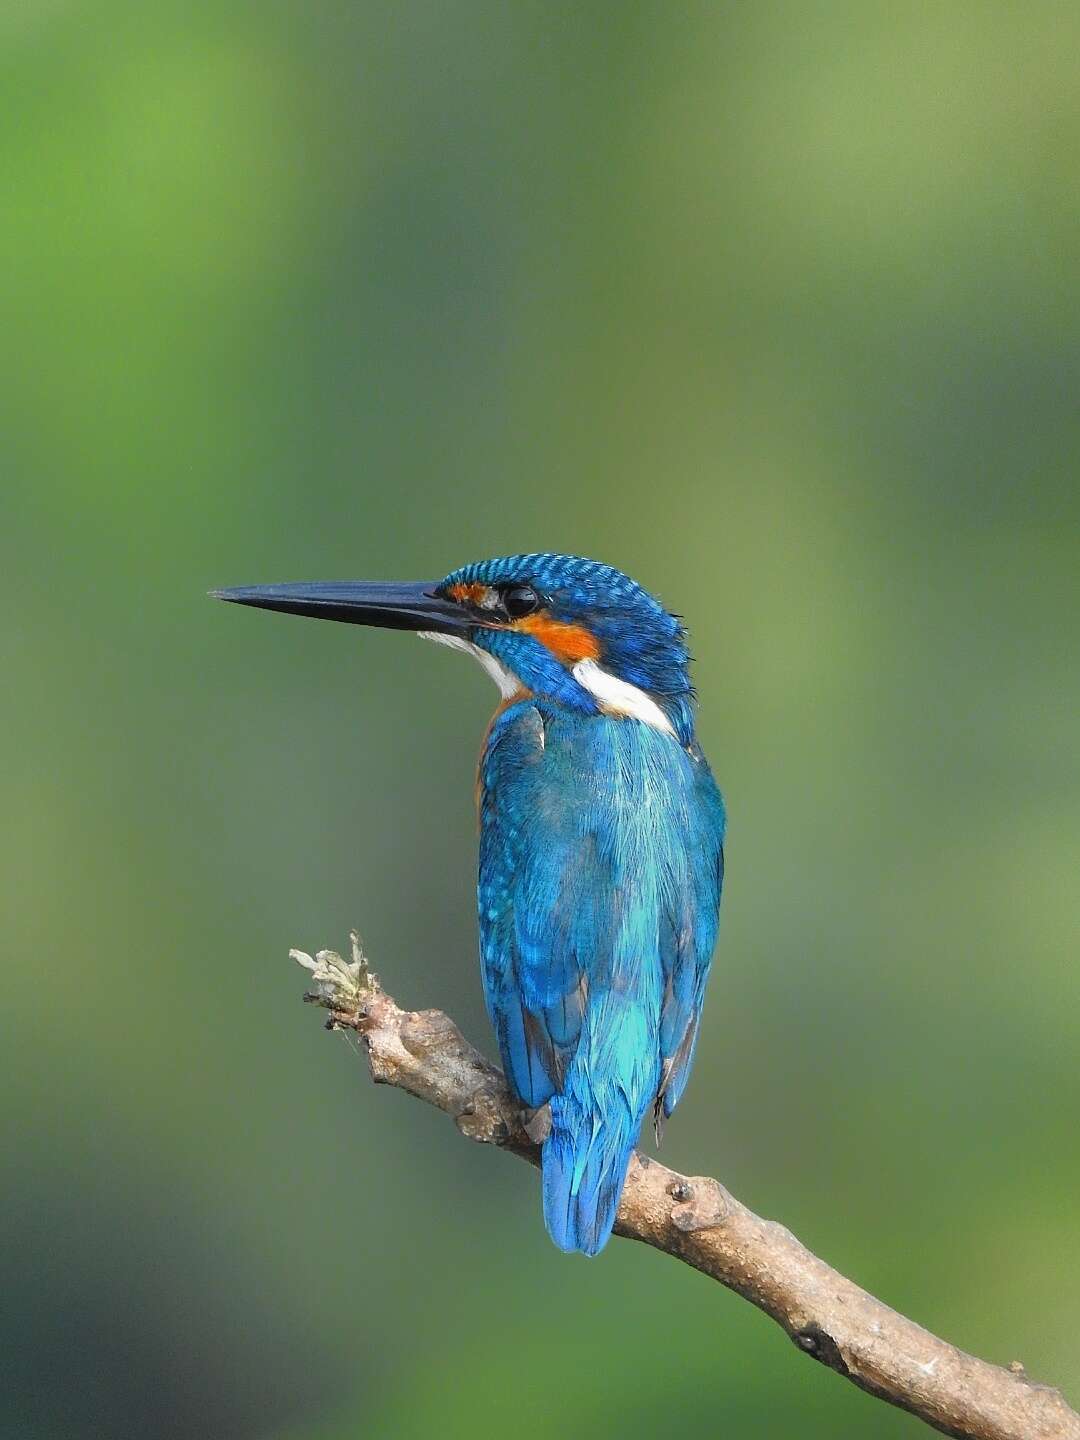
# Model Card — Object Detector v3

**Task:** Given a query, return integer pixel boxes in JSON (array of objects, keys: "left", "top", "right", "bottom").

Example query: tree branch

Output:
[{"left": 291, "top": 935, "right": 1079, "bottom": 1440}]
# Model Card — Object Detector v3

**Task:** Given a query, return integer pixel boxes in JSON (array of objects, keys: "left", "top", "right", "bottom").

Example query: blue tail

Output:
[{"left": 541, "top": 1092, "right": 638, "bottom": 1256}]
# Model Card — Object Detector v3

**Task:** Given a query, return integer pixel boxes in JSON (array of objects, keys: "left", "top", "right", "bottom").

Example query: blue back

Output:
[{"left": 478, "top": 699, "right": 725, "bottom": 1254}]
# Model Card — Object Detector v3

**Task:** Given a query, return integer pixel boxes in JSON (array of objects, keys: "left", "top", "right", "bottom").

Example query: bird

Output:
[{"left": 214, "top": 554, "right": 725, "bottom": 1255}]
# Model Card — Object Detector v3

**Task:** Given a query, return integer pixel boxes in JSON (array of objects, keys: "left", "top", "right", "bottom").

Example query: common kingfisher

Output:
[{"left": 215, "top": 554, "right": 725, "bottom": 1255}]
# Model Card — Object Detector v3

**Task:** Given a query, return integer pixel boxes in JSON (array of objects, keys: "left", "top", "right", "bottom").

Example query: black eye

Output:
[{"left": 502, "top": 583, "right": 541, "bottom": 619}]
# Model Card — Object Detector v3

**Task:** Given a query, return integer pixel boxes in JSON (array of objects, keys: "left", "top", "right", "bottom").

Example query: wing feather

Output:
[{"left": 479, "top": 703, "right": 724, "bottom": 1130}]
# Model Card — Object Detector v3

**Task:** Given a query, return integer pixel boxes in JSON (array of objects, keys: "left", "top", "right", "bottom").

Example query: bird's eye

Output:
[{"left": 502, "top": 584, "right": 541, "bottom": 619}]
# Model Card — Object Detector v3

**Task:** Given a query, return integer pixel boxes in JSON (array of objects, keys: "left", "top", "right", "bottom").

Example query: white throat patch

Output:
[
  {"left": 572, "top": 659, "right": 676, "bottom": 737},
  {"left": 418, "top": 631, "right": 521, "bottom": 699}
]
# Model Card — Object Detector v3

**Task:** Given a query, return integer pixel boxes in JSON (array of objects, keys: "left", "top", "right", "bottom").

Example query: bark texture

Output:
[{"left": 292, "top": 936, "right": 1079, "bottom": 1440}]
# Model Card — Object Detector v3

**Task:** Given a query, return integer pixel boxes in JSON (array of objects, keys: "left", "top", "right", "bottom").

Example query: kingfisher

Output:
[{"left": 215, "top": 554, "right": 725, "bottom": 1255}]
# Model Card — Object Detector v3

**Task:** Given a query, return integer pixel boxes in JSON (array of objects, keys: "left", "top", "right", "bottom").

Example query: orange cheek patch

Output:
[
  {"left": 448, "top": 582, "right": 489, "bottom": 605},
  {"left": 515, "top": 613, "right": 600, "bottom": 664}
]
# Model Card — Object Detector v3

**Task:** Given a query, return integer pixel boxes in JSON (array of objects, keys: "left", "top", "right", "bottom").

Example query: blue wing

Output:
[
  {"left": 478, "top": 701, "right": 725, "bottom": 1254},
  {"left": 655, "top": 738, "right": 726, "bottom": 1129}
]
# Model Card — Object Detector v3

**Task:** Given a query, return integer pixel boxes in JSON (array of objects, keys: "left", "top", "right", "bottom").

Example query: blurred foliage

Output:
[{"left": 2, "top": 2, "right": 1078, "bottom": 1437}]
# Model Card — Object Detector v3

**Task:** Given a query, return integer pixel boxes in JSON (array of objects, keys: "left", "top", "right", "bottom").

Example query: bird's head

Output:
[{"left": 214, "top": 553, "right": 694, "bottom": 742}]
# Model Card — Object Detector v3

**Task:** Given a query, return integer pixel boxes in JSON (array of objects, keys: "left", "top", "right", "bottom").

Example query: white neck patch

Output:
[
  {"left": 419, "top": 633, "right": 677, "bottom": 738},
  {"left": 418, "top": 631, "right": 521, "bottom": 699},
  {"left": 572, "top": 659, "right": 676, "bottom": 737}
]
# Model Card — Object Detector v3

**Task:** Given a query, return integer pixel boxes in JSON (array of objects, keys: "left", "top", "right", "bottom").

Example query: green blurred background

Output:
[{"left": 3, "top": 3, "right": 1078, "bottom": 1436}]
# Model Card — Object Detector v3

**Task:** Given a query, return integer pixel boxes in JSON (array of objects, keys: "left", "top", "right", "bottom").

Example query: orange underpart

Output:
[
  {"left": 447, "top": 581, "right": 489, "bottom": 605},
  {"left": 514, "top": 612, "right": 600, "bottom": 663}
]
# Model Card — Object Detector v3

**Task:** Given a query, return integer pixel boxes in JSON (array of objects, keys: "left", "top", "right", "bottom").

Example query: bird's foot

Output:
[
  {"left": 521, "top": 1102, "right": 552, "bottom": 1145},
  {"left": 291, "top": 929, "right": 379, "bottom": 1024}
]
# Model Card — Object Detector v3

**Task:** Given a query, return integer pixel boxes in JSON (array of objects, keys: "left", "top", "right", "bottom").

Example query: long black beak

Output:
[{"left": 210, "top": 581, "right": 470, "bottom": 634}]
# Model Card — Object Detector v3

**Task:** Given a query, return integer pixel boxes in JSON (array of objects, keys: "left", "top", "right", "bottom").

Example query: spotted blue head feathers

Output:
[{"left": 437, "top": 553, "right": 696, "bottom": 743}]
